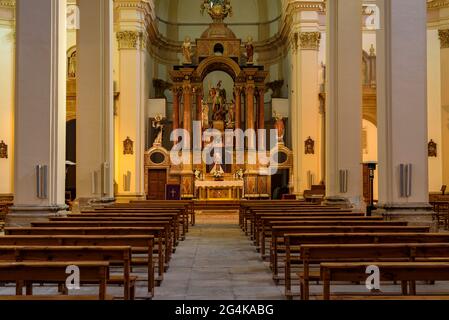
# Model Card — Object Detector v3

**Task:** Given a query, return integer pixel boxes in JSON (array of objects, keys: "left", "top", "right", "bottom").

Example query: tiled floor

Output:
[{"left": 153, "top": 210, "right": 285, "bottom": 300}]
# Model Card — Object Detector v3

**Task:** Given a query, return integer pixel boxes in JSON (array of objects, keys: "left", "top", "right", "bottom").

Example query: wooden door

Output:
[{"left": 147, "top": 169, "right": 167, "bottom": 200}]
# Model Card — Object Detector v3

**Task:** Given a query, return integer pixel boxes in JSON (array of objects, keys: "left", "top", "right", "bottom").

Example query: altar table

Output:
[{"left": 195, "top": 180, "right": 244, "bottom": 200}]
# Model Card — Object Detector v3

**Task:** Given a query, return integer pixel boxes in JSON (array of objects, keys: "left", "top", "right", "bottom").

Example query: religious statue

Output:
[
  {"left": 201, "top": 99, "right": 210, "bottom": 130},
  {"left": 245, "top": 36, "right": 254, "bottom": 65},
  {"left": 210, "top": 152, "right": 225, "bottom": 179},
  {"left": 182, "top": 37, "right": 193, "bottom": 65},
  {"left": 68, "top": 51, "right": 77, "bottom": 78},
  {"left": 273, "top": 111, "right": 285, "bottom": 144},
  {"left": 152, "top": 114, "right": 165, "bottom": 146},
  {"left": 225, "top": 101, "right": 235, "bottom": 129},
  {"left": 209, "top": 81, "right": 227, "bottom": 121}
]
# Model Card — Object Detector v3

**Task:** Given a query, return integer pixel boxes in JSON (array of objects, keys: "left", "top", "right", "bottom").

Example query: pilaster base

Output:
[
  {"left": 322, "top": 196, "right": 353, "bottom": 209},
  {"left": 115, "top": 193, "right": 146, "bottom": 203},
  {"left": 6, "top": 205, "right": 68, "bottom": 227},
  {"left": 72, "top": 197, "right": 116, "bottom": 214},
  {"left": 373, "top": 203, "right": 437, "bottom": 231}
]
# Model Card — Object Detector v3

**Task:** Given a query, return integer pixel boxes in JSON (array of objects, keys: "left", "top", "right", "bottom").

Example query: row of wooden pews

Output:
[
  {"left": 241, "top": 200, "right": 449, "bottom": 300},
  {"left": 0, "top": 200, "right": 192, "bottom": 300}
]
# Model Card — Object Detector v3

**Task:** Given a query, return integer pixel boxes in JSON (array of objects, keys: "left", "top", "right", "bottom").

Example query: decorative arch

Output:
[{"left": 196, "top": 56, "right": 242, "bottom": 81}]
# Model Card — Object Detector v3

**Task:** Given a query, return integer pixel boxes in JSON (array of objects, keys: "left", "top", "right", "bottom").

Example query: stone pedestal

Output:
[{"left": 374, "top": 204, "right": 436, "bottom": 231}]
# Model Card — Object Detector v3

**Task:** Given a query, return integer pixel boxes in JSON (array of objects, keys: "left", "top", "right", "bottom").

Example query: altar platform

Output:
[{"left": 195, "top": 180, "right": 244, "bottom": 200}]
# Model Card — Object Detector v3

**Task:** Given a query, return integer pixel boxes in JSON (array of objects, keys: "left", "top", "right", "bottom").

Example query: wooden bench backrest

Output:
[
  {"left": 5, "top": 227, "right": 164, "bottom": 236},
  {"left": 267, "top": 220, "right": 407, "bottom": 227},
  {"left": 273, "top": 226, "right": 430, "bottom": 234},
  {"left": 286, "top": 233, "right": 449, "bottom": 246},
  {"left": 301, "top": 243, "right": 449, "bottom": 261}
]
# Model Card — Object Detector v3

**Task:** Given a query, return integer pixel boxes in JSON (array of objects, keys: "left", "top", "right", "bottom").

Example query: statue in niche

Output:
[
  {"left": 201, "top": 99, "right": 210, "bottom": 130},
  {"left": 152, "top": 114, "right": 165, "bottom": 146},
  {"left": 273, "top": 111, "right": 285, "bottom": 144},
  {"left": 209, "top": 81, "right": 227, "bottom": 121},
  {"left": 428, "top": 140, "right": 437, "bottom": 157},
  {"left": 245, "top": 36, "right": 254, "bottom": 65},
  {"left": 225, "top": 100, "right": 235, "bottom": 129},
  {"left": 305, "top": 137, "right": 315, "bottom": 155},
  {"left": 68, "top": 51, "right": 77, "bottom": 78},
  {"left": 182, "top": 37, "right": 193, "bottom": 65},
  {"left": 0, "top": 140, "right": 7, "bottom": 159},
  {"left": 123, "top": 137, "right": 134, "bottom": 155}
]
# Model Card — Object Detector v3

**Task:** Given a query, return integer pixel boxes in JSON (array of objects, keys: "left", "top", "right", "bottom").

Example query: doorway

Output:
[
  {"left": 271, "top": 169, "right": 290, "bottom": 199},
  {"left": 147, "top": 169, "right": 167, "bottom": 200}
]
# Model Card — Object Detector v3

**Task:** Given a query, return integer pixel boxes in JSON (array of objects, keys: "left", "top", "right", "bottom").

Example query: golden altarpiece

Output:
[{"left": 144, "top": 0, "right": 293, "bottom": 200}]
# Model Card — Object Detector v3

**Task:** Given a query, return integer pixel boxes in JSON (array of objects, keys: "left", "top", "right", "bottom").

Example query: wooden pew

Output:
[
  {"left": 81, "top": 209, "right": 187, "bottom": 238},
  {"left": 249, "top": 211, "right": 363, "bottom": 240},
  {"left": 299, "top": 243, "right": 449, "bottom": 300},
  {"left": 0, "top": 235, "right": 156, "bottom": 294},
  {"left": 284, "top": 233, "right": 449, "bottom": 299},
  {"left": 320, "top": 262, "right": 449, "bottom": 300},
  {"left": 31, "top": 220, "right": 177, "bottom": 252},
  {"left": 247, "top": 207, "right": 353, "bottom": 236},
  {"left": 271, "top": 226, "right": 430, "bottom": 282},
  {"left": 0, "top": 246, "right": 134, "bottom": 300},
  {"left": 49, "top": 213, "right": 187, "bottom": 240},
  {"left": 4, "top": 227, "right": 166, "bottom": 281},
  {"left": 128, "top": 200, "right": 194, "bottom": 226},
  {"left": 0, "top": 261, "right": 110, "bottom": 300},
  {"left": 258, "top": 219, "right": 406, "bottom": 259}
]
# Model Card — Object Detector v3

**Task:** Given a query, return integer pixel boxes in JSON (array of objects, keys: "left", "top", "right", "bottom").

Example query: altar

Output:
[{"left": 195, "top": 180, "right": 244, "bottom": 200}]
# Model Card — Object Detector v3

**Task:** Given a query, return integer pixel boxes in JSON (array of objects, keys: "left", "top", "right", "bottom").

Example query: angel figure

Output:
[
  {"left": 152, "top": 114, "right": 165, "bottom": 146},
  {"left": 182, "top": 37, "right": 193, "bottom": 65}
]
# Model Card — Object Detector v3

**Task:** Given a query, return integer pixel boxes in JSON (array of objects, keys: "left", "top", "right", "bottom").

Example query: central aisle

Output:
[{"left": 153, "top": 211, "right": 285, "bottom": 300}]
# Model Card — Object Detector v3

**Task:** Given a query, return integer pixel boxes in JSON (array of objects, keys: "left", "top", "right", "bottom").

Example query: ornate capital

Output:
[
  {"left": 116, "top": 31, "right": 143, "bottom": 50},
  {"left": 439, "top": 29, "right": 449, "bottom": 49},
  {"left": 299, "top": 32, "right": 321, "bottom": 50}
]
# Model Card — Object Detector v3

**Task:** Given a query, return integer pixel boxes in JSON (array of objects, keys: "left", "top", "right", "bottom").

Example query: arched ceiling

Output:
[{"left": 154, "top": 0, "right": 282, "bottom": 42}]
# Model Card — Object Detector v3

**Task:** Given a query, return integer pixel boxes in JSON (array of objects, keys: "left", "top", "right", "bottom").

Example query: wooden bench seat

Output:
[
  {"left": 271, "top": 226, "right": 430, "bottom": 282},
  {"left": 0, "top": 261, "right": 110, "bottom": 300},
  {"left": 0, "top": 246, "right": 135, "bottom": 300},
  {"left": 320, "top": 262, "right": 449, "bottom": 300},
  {"left": 282, "top": 233, "right": 449, "bottom": 297},
  {"left": 295, "top": 243, "right": 449, "bottom": 300},
  {"left": 258, "top": 220, "right": 406, "bottom": 258},
  {"left": 0, "top": 295, "right": 115, "bottom": 300},
  {"left": 0, "top": 235, "right": 156, "bottom": 292}
]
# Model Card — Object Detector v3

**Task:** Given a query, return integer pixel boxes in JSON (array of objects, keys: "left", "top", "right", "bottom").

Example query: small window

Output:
[
  {"left": 150, "top": 152, "right": 165, "bottom": 164},
  {"left": 214, "top": 43, "right": 224, "bottom": 56}
]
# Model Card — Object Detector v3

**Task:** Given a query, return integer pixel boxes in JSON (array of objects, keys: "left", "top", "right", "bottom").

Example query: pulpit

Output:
[{"left": 195, "top": 180, "right": 244, "bottom": 200}]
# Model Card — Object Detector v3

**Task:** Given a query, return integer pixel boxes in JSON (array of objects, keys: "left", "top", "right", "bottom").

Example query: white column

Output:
[
  {"left": 439, "top": 29, "right": 449, "bottom": 186},
  {"left": 376, "top": 0, "right": 431, "bottom": 221},
  {"left": 115, "top": 30, "right": 146, "bottom": 200},
  {"left": 290, "top": 10, "right": 322, "bottom": 195},
  {"left": 8, "top": 0, "right": 67, "bottom": 226},
  {"left": 325, "top": 0, "right": 363, "bottom": 207},
  {"left": 76, "top": 0, "right": 114, "bottom": 202}
]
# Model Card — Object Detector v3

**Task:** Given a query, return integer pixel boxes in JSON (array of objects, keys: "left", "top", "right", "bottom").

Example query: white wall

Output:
[
  {"left": 427, "top": 29, "right": 443, "bottom": 192},
  {"left": 0, "top": 26, "right": 15, "bottom": 195},
  {"left": 362, "top": 119, "right": 378, "bottom": 200}
]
